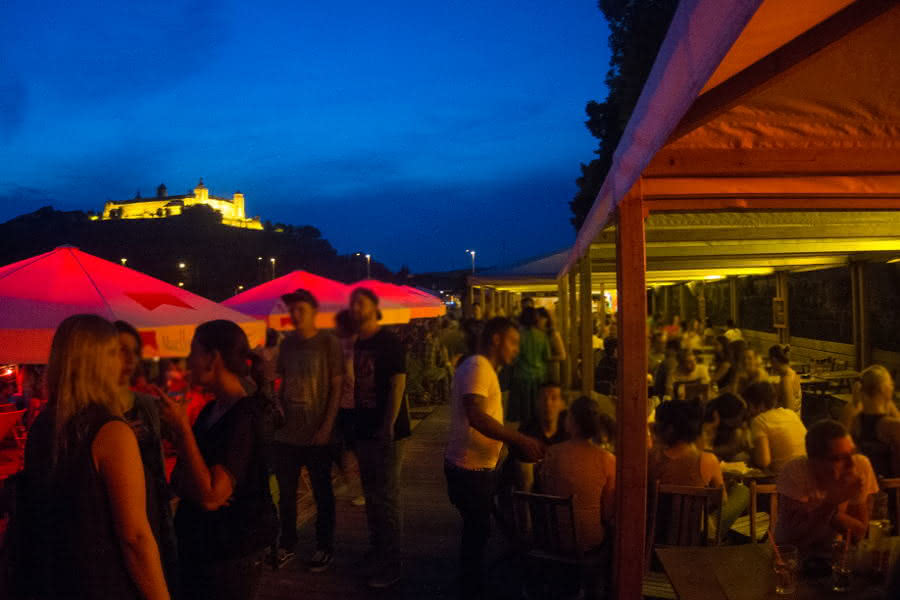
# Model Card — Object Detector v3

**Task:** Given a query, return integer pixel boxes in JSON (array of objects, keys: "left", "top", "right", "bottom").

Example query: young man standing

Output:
[
  {"left": 273, "top": 289, "right": 344, "bottom": 572},
  {"left": 444, "top": 317, "right": 545, "bottom": 599},
  {"left": 348, "top": 288, "right": 409, "bottom": 589}
]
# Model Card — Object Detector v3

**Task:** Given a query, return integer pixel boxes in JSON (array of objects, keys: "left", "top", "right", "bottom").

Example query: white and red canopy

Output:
[{"left": 0, "top": 246, "right": 265, "bottom": 363}]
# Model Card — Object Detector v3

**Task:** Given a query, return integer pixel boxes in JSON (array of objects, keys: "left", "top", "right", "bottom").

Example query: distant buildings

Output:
[{"left": 101, "top": 179, "right": 263, "bottom": 230}]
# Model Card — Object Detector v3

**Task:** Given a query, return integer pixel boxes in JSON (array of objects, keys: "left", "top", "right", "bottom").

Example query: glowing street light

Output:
[
  {"left": 178, "top": 282, "right": 184, "bottom": 287},
  {"left": 120, "top": 258, "right": 127, "bottom": 266},
  {"left": 466, "top": 249, "right": 476, "bottom": 274},
  {"left": 178, "top": 262, "right": 186, "bottom": 270},
  {"left": 270, "top": 257, "right": 276, "bottom": 280},
  {"left": 355, "top": 252, "right": 372, "bottom": 279}
]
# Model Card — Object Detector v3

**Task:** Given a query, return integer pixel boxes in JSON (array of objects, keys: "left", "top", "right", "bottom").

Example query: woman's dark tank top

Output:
[{"left": 20, "top": 405, "right": 141, "bottom": 599}]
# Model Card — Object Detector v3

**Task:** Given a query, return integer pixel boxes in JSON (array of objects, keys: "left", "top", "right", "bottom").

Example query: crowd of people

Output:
[{"left": 3, "top": 293, "right": 900, "bottom": 599}]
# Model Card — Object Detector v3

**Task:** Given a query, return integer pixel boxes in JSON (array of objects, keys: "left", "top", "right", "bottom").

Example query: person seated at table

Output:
[
  {"left": 652, "top": 339, "right": 681, "bottom": 399},
  {"left": 723, "top": 319, "right": 743, "bottom": 343},
  {"left": 513, "top": 382, "right": 569, "bottom": 491},
  {"left": 665, "top": 348, "right": 711, "bottom": 401},
  {"left": 540, "top": 395, "right": 616, "bottom": 552},
  {"left": 775, "top": 420, "right": 879, "bottom": 553},
  {"left": 745, "top": 382, "right": 806, "bottom": 473},
  {"left": 710, "top": 335, "right": 733, "bottom": 390},
  {"left": 768, "top": 344, "right": 801, "bottom": 414},
  {"left": 702, "top": 392, "right": 750, "bottom": 462},
  {"left": 649, "top": 400, "right": 748, "bottom": 534},
  {"left": 840, "top": 365, "right": 900, "bottom": 477},
  {"left": 702, "top": 317, "right": 717, "bottom": 345},
  {"left": 594, "top": 338, "right": 618, "bottom": 395},
  {"left": 681, "top": 319, "right": 703, "bottom": 352},
  {"left": 662, "top": 315, "right": 682, "bottom": 341},
  {"left": 730, "top": 343, "right": 768, "bottom": 395}
]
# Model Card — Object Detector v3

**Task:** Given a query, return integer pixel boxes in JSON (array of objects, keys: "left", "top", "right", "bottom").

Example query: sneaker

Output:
[
  {"left": 275, "top": 548, "right": 296, "bottom": 569},
  {"left": 307, "top": 549, "right": 334, "bottom": 573},
  {"left": 351, "top": 494, "right": 366, "bottom": 506},
  {"left": 367, "top": 562, "right": 403, "bottom": 589}
]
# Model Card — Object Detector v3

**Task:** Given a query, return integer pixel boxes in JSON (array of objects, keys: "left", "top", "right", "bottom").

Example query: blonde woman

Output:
[
  {"left": 841, "top": 365, "right": 900, "bottom": 476},
  {"left": 17, "top": 314, "right": 170, "bottom": 599}
]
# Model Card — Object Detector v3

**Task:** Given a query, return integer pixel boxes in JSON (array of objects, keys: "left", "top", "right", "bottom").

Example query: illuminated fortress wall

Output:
[{"left": 101, "top": 179, "right": 263, "bottom": 230}]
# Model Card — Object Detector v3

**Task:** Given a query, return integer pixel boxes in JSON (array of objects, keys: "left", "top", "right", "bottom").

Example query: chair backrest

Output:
[
  {"left": 511, "top": 491, "right": 581, "bottom": 560},
  {"left": 646, "top": 481, "right": 724, "bottom": 565},
  {"left": 748, "top": 481, "right": 778, "bottom": 542},
  {"left": 879, "top": 477, "right": 900, "bottom": 535}
]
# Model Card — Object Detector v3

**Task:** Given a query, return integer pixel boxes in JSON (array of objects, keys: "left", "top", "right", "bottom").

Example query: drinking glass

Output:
[
  {"left": 832, "top": 539, "right": 852, "bottom": 592},
  {"left": 773, "top": 545, "right": 799, "bottom": 595}
]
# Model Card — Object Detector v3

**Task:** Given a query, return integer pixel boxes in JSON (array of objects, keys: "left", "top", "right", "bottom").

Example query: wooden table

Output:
[{"left": 656, "top": 544, "right": 885, "bottom": 600}]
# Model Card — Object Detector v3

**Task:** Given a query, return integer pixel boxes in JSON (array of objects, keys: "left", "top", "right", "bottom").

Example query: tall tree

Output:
[{"left": 570, "top": 0, "right": 679, "bottom": 230}]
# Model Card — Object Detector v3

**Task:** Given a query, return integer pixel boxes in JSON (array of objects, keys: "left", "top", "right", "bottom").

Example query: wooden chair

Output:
[
  {"left": 643, "top": 482, "right": 725, "bottom": 599},
  {"left": 511, "top": 491, "right": 606, "bottom": 599},
  {"left": 879, "top": 477, "right": 900, "bottom": 535},
  {"left": 747, "top": 482, "right": 778, "bottom": 542}
]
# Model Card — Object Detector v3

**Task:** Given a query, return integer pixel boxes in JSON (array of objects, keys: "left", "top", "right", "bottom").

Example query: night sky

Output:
[{"left": 0, "top": 1, "right": 609, "bottom": 272}]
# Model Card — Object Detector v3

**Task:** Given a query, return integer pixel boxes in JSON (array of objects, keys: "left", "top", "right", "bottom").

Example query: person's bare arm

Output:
[
  {"left": 159, "top": 395, "right": 235, "bottom": 511},
  {"left": 752, "top": 435, "right": 772, "bottom": 469},
  {"left": 463, "top": 394, "right": 544, "bottom": 462},
  {"left": 602, "top": 454, "right": 617, "bottom": 523},
  {"left": 94, "top": 421, "right": 170, "bottom": 600}
]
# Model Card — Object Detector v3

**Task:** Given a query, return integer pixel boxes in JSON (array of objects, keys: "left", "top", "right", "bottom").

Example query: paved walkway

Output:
[{"left": 258, "top": 405, "right": 472, "bottom": 600}]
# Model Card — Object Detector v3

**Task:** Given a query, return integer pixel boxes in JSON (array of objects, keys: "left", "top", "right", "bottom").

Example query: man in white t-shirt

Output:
[
  {"left": 775, "top": 420, "right": 879, "bottom": 553},
  {"left": 745, "top": 382, "right": 807, "bottom": 473},
  {"left": 444, "top": 317, "right": 544, "bottom": 599}
]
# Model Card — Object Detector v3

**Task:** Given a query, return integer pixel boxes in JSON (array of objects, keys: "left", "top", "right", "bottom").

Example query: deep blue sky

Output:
[{"left": 0, "top": 1, "right": 609, "bottom": 272}]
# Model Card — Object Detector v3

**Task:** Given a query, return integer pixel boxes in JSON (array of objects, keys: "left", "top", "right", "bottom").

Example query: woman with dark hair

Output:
[
  {"left": 711, "top": 335, "right": 733, "bottom": 389},
  {"left": 507, "top": 307, "right": 551, "bottom": 424},
  {"left": 536, "top": 307, "right": 566, "bottom": 384},
  {"left": 159, "top": 320, "right": 277, "bottom": 600},
  {"left": 540, "top": 396, "right": 616, "bottom": 552},
  {"left": 17, "top": 315, "right": 170, "bottom": 599},
  {"left": 649, "top": 400, "right": 724, "bottom": 489},
  {"left": 744, "top": 382, "right": 806, "bottom": 473},
  {"left": 769, "top": 344, "right": 801, "bottom": 413},
  {"left": 702, "top": 392, "right": 750, "bottom": 462},
  {"left": 114, "top": 320, "right": 179, "bottom": 594}
]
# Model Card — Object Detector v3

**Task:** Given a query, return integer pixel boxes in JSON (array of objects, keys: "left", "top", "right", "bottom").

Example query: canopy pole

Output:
[
  {"left": 851, "top": 261, "right": 870, "bottom": 370},
  {"left": 728, "top": 276, "right": 739, "bottom": 326},
  {"left": 775, "top": 271, "right": 790, "bottom": 345},
  {"left": 580, "top": 257, "right": 594, "bottom": 397},
  {"left": 558, "top": 277, "right": 572, "bottom": 390},
  {"left": 678, "top": 284, "right": 687, "bottom": 322},
  {"left": 568, "top": 268, "right": 579, "bottom": 391},
  {"left": 614, "top": 185, "right": 648, "bottom": 600},
  {"left": 466, "top": 284, "right": 475, "bottom": 318}
]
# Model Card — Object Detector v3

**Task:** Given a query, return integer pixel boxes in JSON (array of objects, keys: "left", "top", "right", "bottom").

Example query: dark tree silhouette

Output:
[{"left": 570, "top": 0, "right": 679, "bottom": 230}]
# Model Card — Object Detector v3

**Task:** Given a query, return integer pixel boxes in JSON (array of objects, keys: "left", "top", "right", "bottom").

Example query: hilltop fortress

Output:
[{"left": 101, "top": 179, "right": 263, "bottom": 230}]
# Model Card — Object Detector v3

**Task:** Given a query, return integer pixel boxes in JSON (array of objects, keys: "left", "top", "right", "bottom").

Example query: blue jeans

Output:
[{"left": 356, "top": 438, "right": 405, "bottom": 563}]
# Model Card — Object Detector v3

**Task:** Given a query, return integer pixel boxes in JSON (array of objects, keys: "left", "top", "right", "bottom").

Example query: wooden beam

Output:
[
  {"left": 614, "top": 186, "right": 649, "bottom": 600},
  {"left": 670, "top": 0, "right": 899, "bottom": 141},
  {"left": 645, "top": 148, "right": 900, "bottom": 178},
  {"left": 729, "top": 276, "right": 739, "bottom": 325},
  {"left": 558, "top": 277, "right": 572, "bottom": 390},
  {"left": 644, "top": 196, "right": 900, "bottom": 213},
  {"left": 580, "top": 257, "right": 594, "bottom": 397},
  {"left": 568, "top": 269, "right": 579, "bottom": 390}
]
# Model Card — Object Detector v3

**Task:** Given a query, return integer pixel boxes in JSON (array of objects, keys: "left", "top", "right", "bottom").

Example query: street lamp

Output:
[
  {"left": 466, "top": 249, "right": 476, "bottom": 274},
  {"left": 120, "top": 258, "right": 127, "bottom": 266},
  {"left": 178, "top": 262, "right": 186, "bottom": 270},
  {"left": 178, "top": 282, "right": 184, "bottom": 287},
  {"left": 355, "top": 252, "right": 372, "bottom": 279},
  {"left": 269, "top": 257, "right": 276, "bottom": 280}
]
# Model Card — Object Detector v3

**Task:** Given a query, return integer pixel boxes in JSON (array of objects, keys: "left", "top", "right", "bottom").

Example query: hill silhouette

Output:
[{"left": 0, "top": 205, "right": 395, "bottom": 300}]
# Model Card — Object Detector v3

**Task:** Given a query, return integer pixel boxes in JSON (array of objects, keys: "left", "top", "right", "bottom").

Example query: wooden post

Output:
[
  {"left": 728, "top": 276, "right": 739, "bottom": 325},
  {"left": 775, "top": 271, "right": 790, "bottom": 345},
  {"left": 698, "top": 281, "right": 707, "bottom": 326},
  {"left": 466, "top": 284, "right": 474, "bottom": 318},
  {"left": 850, "top": 262, "right": 870, "bottom": 370},
  {"left": 662, "top": 286, "right": 670, "bottom": 319},
  {"left": 614, "top": 186, "right": 648, "bottom": 600},
  {"left": 485, "top": 287, "right": 494, "bottom": 318},
  {"left": 558, "top": 277, "right": 572, "bottom": 390},
  {"left": 580, "top": 257, "right": 594, "bottom": 397},
  {"left": 503, "top": 290, "right": 511, "bottom": 316},
  {"left": 568, "top": 269, "right": 579, "bottom": 390},
  {"left": 678, "top": 284, "right": 687, "bottom": 322}
]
